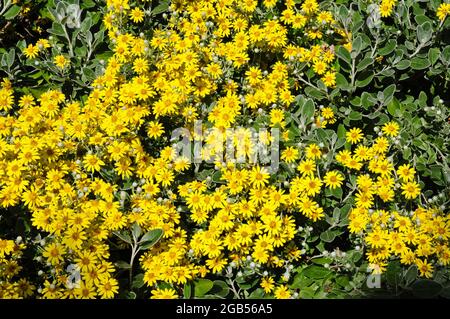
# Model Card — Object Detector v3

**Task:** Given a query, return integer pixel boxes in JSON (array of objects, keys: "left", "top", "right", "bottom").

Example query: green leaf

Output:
[
  {"left": 348, "top": 111, "right": 362, "bottom": 121},
  {"left": 336, "top": 276, "right": 350, "bottom": 288},
  {"left": 208, "top": 280, "right": 230, "bottom": 298},
  {"left": 194, "top": 279, "right": 214, "bottom": 297},
  {"left": 386, "top": 261, "right": 402, "bottom": 286},
  {"left": 441, "top": 45, "right": 450, "bottom": 64},
  {"left": 355, "top": 73, "right": 373, "bottom": 88},
  {"left": 352, "top": 36, "right": 363, "bottom": 57},
  {"left": 299, "top": 285, "right": 319, "bottom": 298},
  {"left": 335, "top": 73, "right": 350, "bottom": 90},
  {"left": 81, "top": 0, "right": 96, "bottom": 9},
  {"left": 302, "top": 265, "right": 332, "bottom": 280},
  {"left": 82, "top": 67, "right": 96, "bottom": 81},
  {"left": 152, "top": 1, "right": 169, "bottom": 15},
  {"left": 361, "top": 92, "right": 376, "bottom": 109},
  {"left": 411, "top": 57, "right": 430, "bottom": 70},
  {"left": 131, "top": 222, "right": 142, "bottom": 239},
  {"left": 81, "top": 17, "right": 93, "bottom": 34},
  {"left": 382, "top": 84, "right": 396, "bottom": 105},
  {"left": 403, "top": 265, "right": 418, "bottom": 286},
  {"left": 396, "top": 60, "right": 411, "bottom": 70},
  {"left": 414, "top": 14, "right": 432, "bottom": 25},
  {"left": 378, "top": 39, "right": 396, "bottom": 56},
  {"left": 139, "top": 229, "right": 163, "bottom": 249},
  {"left": 320, "top": 230, "right": 341, "bottom": 243},
  {"left": 126, "top": 291, "right": 137, "bottom": 299},
  {"left": 248, "top": 288, "right": 265, "bottom": 299},
  {"left": 6, "top": 49, "right": 15, "bottom": 68},
  {"left": 115, "top": 260, "right": 131, "bottom": 269},
  {"left": 304, "top": 86, "right": 325, "bottom": 99},
  {"left": 291, "top": 273, "right": 314, "bottom": 289},
  {"left": 428, "top": 48, "right": 440, "bottom": 65},
  {"left": 337, "top": 124, "right": 346, "bottom": 140},
  {"left": 337, "top": 46, "right": 351, "bottom": 65},
  {"left": 183, "top": 283, "right": 192, "bottom": 299},
  {"left": 113, "top": 231, "right": 132, "bottom": 244},
  {"left": 303, "top": 99, "right": 315, "bottom": 123},
  {"left": 132, "top": 273, "right": 145, "bottom": 289},
  {"left": 387, "top": 98, "right": 401, "bottom": 117},
  {"left": 311, "top": 257, "right": 333, "bottom": 265},
  {"left": 4, "top": 5, "right": 21, "bottom": 20},
  {"left": 330, "top": 186, "right": 343, "bottom": 199},
  {"left": 356, "top": 57, "right": 374, "bottom": 71},
  {"left": 48, "top": 22, "right": 66, "bottom": 37},
  {"left": 417, "top": 22, "right": 433, "bottom": 44},
  {"left": 411, "top": 280, "right": 443, "bottom": 298}
]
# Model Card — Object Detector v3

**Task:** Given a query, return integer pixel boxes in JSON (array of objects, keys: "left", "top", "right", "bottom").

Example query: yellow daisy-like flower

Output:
[
  {"left": 397, "top": 164, "right": 416, "bottom": 182},
  {"left": 281, "top": 146, "right": 299, "bottom": 163},
  {"left": 54, "top": 55, "right": 69, "bottom": 69},
  {"left": 437, "top": 3, "right": 450, "bottom": 21},
  {"left": 83, "top": 154, "right": 105, "bottom": 173},
  {"left": 401, "top": 181, "right": 420, "bottom": 199},
  {"left": 23, "top": 44, "right": 39, "bottom": 59},
  {"left": 382, "top": 121, "right": 399, "bottom": 137},
  {"left": 346, "top": 127, "right": 364, "bottom": 144},
  {"left": 416, "top": 259, "right": 434, "bottom": 278},
  {"left": 323, "top": 171, "right": 344, "bottom": 189},
  {"left": 150, "top": 288, "right": 178, "bottom": 299},
  {"left": 0, "top": 239, "right": 15, "bottom": 257},
  {"left": 130, "top": 7, "right": 145, "bottom": 23},
  {"left": 305, "top": 143, "right": 322, "bottom": 159},
  {"left": 274, "top": 285, "right": 291, "bottom": 299}
]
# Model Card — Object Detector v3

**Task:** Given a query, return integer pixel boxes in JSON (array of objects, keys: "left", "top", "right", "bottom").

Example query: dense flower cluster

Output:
[
  {"left": 343, "top": 125, "right": 450, "bottom": 276},
  {"left": 0, "top": 0, "right": 448, "bottom": 299}
]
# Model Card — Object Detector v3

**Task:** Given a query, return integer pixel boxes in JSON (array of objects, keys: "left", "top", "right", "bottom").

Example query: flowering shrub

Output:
[{"left": 0, "top": 0, "right": 449, "bottom": 299}]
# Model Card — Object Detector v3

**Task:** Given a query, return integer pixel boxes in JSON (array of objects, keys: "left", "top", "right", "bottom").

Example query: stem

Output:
[
  {"left": 350, "top": 55, "right": 356, "bottom": 90},
  {"left": 370, "top": 36, "right": 380, "bottom": 59},
  {"left": 296, "top": 75, "right": 329, "bottom": 99},
  {"left": 342, "top": 183, "right": 357, "bottom": 203},
  {"left": 408, "top": 43, "right": 425, "bottom": 59},
  {"left": 62, "top": 25, "right": 74, "bottom": 57},
  {"left": 226, "top": 276, "right": 241, "bottom": 299},
  {"left": 129, "top": 234, "right": 141, "bottom": 291}
]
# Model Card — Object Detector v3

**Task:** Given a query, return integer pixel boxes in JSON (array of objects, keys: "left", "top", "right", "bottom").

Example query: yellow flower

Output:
[
  {"left": 130, "top": 7, "right": 145, "bottom": 23},
  {"left": 397, "top": 164, "right": 416, "bottom": 182},
  {"left": 42, "top": 242, "right": 66, "bottom": 265},
  {"left": 437, "top": 3, "right": 450, "bottom": 21},
  {"left": 0, "top": 239, "right": 15, "bottom": 257},
  {"left": 260, "top": 276, "right": 275, "bottom": 293},
  {"left": 323, "top": 171, "right": 344, "bottom": 189},
  {"left": 274, "top": 285, "right": 291, "bottom": 299},
  {"left": 302, "top": 176, "right": 322, "bottom": 196},
  {"left": 305, "top": 143, "right": 322, "bottom": 159},
  {"left": 281, "top": 146, "right": 299, "bottom": 163},
  {"left": 54, "top": 55, "right": 69, "bottom": 69},
  {"left": 147, "top": 121, "right": 164, "bottom": 138},
  {"left": 97, "top": 276, "right": 119, "bottom": 299},
  {"left": 151, "top": 288, "right": 178, "bottom": 299},
  {"left": 416, "top": 259, "right": 434, "bottom": 278},
  {"left": 321, "top": 71, "right": 336, "bottom": 87},
  {"left": 401, "top": 181, "right": 420, "bottom": 199},
  {"left": 382, "top": 121, "right": 399, "bottom": 137},
  {"left": 301, "top": 0, "right": 319, "bottom": 14},
  {"left": 23, "top": 44, "right": 39, "bottom": 59},
  {"left": 249, "top": 165, "right": 270, "bottom": 188},
  {"left": 346, "top": 127, "right": 363, "bottom": 144},
  {"left": 83, "top": 154, "right": 105, "bottom": 173}
]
